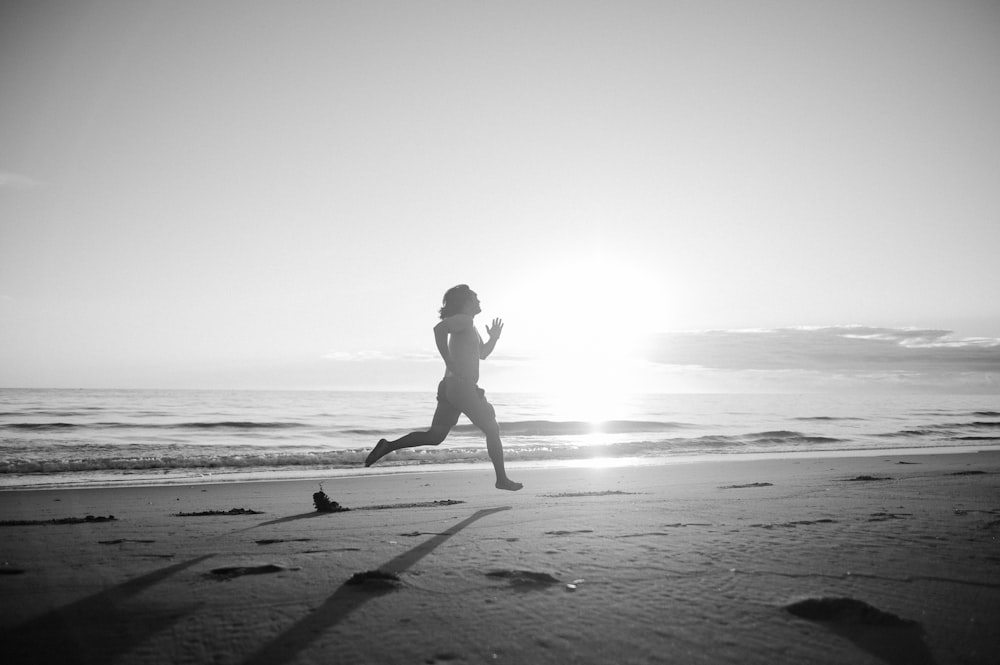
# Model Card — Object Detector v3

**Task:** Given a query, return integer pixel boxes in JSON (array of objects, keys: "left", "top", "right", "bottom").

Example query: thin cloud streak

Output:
[{"left": 649, "top": 326, "right": 1000, "bottom": 374}]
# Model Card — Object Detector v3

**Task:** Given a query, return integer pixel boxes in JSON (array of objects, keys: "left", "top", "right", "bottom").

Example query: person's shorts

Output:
[{"left": 437, "top": 377, "right": 498, "bottom": 435}]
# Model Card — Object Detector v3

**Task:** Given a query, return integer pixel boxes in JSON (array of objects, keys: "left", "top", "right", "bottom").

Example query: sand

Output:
[{"left": 1, "top": 451, "right": 998, "bottom": 665}]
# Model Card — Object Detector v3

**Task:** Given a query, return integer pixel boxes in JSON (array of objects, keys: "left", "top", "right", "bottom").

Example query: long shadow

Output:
[
  {"left": 827, "top": 623, "right": 938, "bottom": 665},
  {"left": 235, "top": 500, "right": 471, "bottom": 533},
  {"left": 240, "top": 506, "right": 511, "bottom": 665},
  {"left": 257, "top": 511, "right": 331, "bottom": 527},
  {"left": 2, "top": 554, "right": 214, "bottom": 665}
]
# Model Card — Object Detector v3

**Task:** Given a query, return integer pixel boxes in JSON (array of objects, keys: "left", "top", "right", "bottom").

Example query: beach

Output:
[{"left": 1, "top": 452, "right": 998, "bottom": 665}]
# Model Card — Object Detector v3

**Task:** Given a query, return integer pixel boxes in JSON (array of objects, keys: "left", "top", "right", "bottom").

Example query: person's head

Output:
[{"left": 439, "top": 284, "right": 481, "bottom": 319}]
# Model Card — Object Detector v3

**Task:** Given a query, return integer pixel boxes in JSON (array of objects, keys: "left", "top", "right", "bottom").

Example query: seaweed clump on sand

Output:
[
  {"left": 175, "top": 508, "right": 264, "bottom": 517},
  {"left": 313, "top": 485, "right": 349, "bottom": 513},
  {"left": 0, "top": 515, "right": 117, "bottom": 526}
]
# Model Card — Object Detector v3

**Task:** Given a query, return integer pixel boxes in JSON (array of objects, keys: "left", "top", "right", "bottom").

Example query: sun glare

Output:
[{"left": 506, "top": 252, "right": 664, "bottom": 420}]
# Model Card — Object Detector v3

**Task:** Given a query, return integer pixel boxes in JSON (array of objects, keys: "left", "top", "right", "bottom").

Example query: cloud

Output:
[
  {"left": 0, "top": 171, "right": 41, "bottom": 189},
  {"left": 648, "top": 326, "right": 1000, "bottom": 374}
]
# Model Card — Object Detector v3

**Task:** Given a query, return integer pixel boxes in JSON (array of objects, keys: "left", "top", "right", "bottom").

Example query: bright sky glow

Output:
[{"left": 1, "top": 1, "right": 999, "bottom": 393}]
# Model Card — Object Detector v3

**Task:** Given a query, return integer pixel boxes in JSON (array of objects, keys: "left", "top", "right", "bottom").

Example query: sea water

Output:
[{"left": 1, "top": 388, "right": 997, "bottom": 489}]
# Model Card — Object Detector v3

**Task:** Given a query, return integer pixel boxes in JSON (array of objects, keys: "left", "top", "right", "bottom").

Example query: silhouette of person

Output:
[{"left": 365, "top": 285, "right": 523, "bottom": 491}]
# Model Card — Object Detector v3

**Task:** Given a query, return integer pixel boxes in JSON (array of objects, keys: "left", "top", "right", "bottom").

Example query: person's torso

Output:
[{"left": 446, "top": 325, "right": 482, "bottom": 383}]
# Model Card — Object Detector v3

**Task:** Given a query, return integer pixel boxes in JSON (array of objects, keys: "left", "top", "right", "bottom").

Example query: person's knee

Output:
[{"left": 426, "top": 428, "right": 449, "bottom": 445}]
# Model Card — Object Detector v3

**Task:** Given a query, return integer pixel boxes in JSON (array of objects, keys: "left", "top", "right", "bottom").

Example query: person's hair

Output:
[{"left": 439, "top": 284, "right": 474, "bottom": 319}]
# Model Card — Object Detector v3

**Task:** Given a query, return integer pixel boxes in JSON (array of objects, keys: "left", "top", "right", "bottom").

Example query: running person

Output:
[{"left": 364, "top": 285, "right": 523, "bottom": 491}]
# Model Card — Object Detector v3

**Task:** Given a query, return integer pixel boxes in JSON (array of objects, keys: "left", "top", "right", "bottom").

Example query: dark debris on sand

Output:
[
  {"left": 346, "top": 569, "right": 402, "bottom": 588},
  {"left": 842, "top": 475, "right": 892, "bottom": 482},
  {"left": 486, "top": 569, "right": 562, "bottom": 590},
  {"left": 0, "top": 515, "right": 116, "bottom": 527},
  {"left": 175, "top": 508, "right": 264, "bottom": 517},
  {"left": 208, "top": 564, "right": 297, "bottom": 579},
  {"left": 313, "top": 490, "right": 349, "bottom": 513},
  {"left": 359, "top": 499, "right": 465, "bottom": 511},
  {"left": 786, "top": 597, "right": 935, "bottom": 665},
  {"left": 540, "top": 491, "right": 640, "bottom": 498},
  {"left": 785, "top": 597, "right": 918, "bottom": 627}
]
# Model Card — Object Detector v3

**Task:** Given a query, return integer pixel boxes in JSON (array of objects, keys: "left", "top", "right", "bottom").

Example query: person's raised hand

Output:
[{"left": 487, "top": 318, "right": 504, "bottom": 340}]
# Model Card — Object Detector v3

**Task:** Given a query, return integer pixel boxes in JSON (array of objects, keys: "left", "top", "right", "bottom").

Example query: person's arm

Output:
[
  {"left": 480, "top": 317, "right": 503, "bottom": 359},
  {"left": 433, "top": 320, "right": 454, "bottom": 374}
]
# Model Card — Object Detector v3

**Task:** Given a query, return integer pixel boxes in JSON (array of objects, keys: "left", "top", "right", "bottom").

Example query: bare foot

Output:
[
  {"left": 495, "top": 478, "right": 523, "bottom": 491},
  {"left": 365, "top": 439, "right": 390, "bottom": 467}
]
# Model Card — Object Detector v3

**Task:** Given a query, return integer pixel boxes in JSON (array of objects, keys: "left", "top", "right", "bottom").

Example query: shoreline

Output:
[{"left": 3, "top": 442, "right": 1000, "bottom": 492}]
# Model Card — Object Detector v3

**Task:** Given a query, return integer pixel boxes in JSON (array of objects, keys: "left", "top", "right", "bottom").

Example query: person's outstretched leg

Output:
[{"left": 365, "top": 384, "right": 460, "bottom": 467}]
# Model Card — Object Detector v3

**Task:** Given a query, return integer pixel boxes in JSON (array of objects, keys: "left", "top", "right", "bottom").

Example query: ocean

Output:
[{"left": 1, "top": 388, "right": 998, "bottom": 489}]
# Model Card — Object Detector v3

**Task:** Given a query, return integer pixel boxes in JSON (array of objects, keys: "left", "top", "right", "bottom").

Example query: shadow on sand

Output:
[
  {"left": 240, "top": 506, "right": 511, "bottom": 665},
  {"left": 2, "top": 554, "right": 214, "bottom": 665}
]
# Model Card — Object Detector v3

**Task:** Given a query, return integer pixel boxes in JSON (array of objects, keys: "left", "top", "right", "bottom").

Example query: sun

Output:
[{"left": 501, "top": 251, "right": 664, "bottom": 419}]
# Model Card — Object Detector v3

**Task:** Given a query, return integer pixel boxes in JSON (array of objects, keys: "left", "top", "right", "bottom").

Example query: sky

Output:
[{"left": 1, "top": 0, "right": 999, "bottom": 394}]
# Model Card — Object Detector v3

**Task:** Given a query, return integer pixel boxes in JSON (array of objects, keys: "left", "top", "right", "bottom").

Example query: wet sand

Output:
[{"left": 1, "top": 451, "right": 998, "bottom": 664}]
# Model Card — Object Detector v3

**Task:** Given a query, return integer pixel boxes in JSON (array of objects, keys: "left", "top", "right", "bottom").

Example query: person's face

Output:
[{"left": 464, "top": 291, "right": 481, "bottom": 315}]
